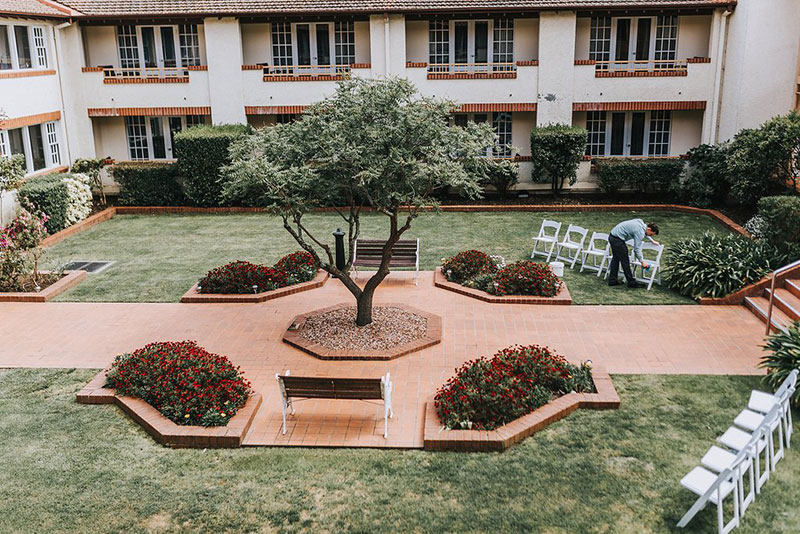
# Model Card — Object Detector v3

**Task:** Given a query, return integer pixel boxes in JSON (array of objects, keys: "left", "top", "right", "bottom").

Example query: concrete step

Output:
[
  {"left": 744, "top": 296, "right": 792, "bottom": 333},
  {"left": 786, "top": 279, "right": 800, "bottom": 300},
  {"left": 764, "top": 287, "right": 800, "bottom": 322}
]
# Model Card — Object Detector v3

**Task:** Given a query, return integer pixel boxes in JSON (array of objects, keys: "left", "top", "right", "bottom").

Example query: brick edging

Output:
[
  {"left": 76, "top": 368, "right": 262, "bottom": 448},
  {"left": 282, "top": 303, "right": 442, "bottom": 360},
  {"left": 180, "top": 271, "right": 329, "bottom": 303},
  {"left": 0, "top": 270, "right": 87, "bottom": 302},
  {"left": 41, "top": 207, "right": 117, "bottom": 248},
  {"left": 434, "top": 267, "right": 572, "bottom": 304},
  {"left": 423, "top": 368, "right": 619, "bottom": 452},
  {"left": 699, "top": 262, "right": 800, "bottom": 305}
]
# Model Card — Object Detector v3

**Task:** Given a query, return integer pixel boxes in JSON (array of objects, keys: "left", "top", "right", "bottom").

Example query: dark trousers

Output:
[{"left": 608, "top": 235, "right": 635, "bottom": 284}]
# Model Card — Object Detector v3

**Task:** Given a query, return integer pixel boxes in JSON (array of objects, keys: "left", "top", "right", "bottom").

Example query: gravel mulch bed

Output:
[{"left": 298, "top": 306, "right": 428, "bottom": 351}]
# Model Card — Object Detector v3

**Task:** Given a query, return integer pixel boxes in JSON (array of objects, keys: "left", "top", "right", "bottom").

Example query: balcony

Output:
[
  {"left": 589, "top": 59, "right": 690, "bottom": 77},
  {"left": 82, "top": 65, "right": 208, "bottom": 84},
  {"left": 80, "top": 66, "right": 210, "bottom": 108},
  {"left": 425, "top": 62, "right": 521, "bottom": 79},
  {"left": 247, "top": 63, "right": 372, "bottom": 82},
  {"left": 405, "top": 61, "right": 538, "bottom": 103}
]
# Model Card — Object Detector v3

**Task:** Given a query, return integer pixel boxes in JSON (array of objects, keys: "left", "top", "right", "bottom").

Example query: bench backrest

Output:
[
  {"left": 278, "top": 375, "right": 384, "bottom": 400},
  {"left": 355, "top": 239, "right": 418, "bottom": 259}
]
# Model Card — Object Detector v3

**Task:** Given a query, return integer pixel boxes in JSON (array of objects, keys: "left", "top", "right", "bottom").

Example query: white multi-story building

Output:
[{"left": 1, "top": 0, "right": 799, "bottom": 192}]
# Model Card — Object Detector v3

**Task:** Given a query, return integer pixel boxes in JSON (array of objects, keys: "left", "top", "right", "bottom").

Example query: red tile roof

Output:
[
  {"left": 0, "top": 0, "right": 74, "bottom": 17},
  {"left": 53, "top": 0, "right": 736, "bottom": 18}
]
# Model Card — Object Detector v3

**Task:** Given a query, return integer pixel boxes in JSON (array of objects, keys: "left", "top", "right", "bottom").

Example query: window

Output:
[
  {"left": 117, "top": 25, "right": 140, "bottom": 69},
  {"left": 428, "top": 20, "right": 449, "bottom": 71},
  {"left": 492, "top": 19, "right": 514, "bottom": 69},
  {"left": 125, "top": 116, "right": 206, "bottom": 160},
  {"left": 583, "top": 111, "right": 672, "bottom": 157},
  {"left": 125, "top": 116, "right": 149, "bottom": 160},
  {"left": 271, "top": 22, "right": 293, "bottom": 73},
  {"left": 429, "top": 19, "right": 514, "bottom": 73},
  {"left": 116, "top": 25, "right": 204, "bottom": 75},
  {"left": 28, "top": 125, "right": 46, "bottom": 171},
  {"left": 186, "top": 115, "right": 206, "bottom": 128},
  {"left": 654, "top": 16, "right": 678, "bottom": 68},
  {"left": 0, "top": 24, "right": 48, "bottom": 70},
  {"left": 590, "top": 16, "right": 682, "bottom": 71},
  {"left": 276, "top": 114, "right": 297, "bottom": 124},
  {"left": 334, "top": 22, "right": 355, "bottom": 66},
  {"left": 45, "top": 121, "right": 60, "bottom": 166},
  {"left": 267, "top": 22, "right": 356, "bottom": 74},
  {"left": 0, "top": 130, "right": 8, "bottom": 157},
  {"left": 0, "top": 122, "right": 62, "bottom": 173},
  {"left": 589, "top": 17, "right": 612, "bottom": 64},
  {"left": 492, "top": 112, "right": 513, "bottom": 157},
  {"left": 178, "top": 24, "right": 201, "bottom": 66}
]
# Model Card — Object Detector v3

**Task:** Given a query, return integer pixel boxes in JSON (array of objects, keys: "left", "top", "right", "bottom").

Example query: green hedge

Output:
[
  {"left": 530, "top": 124, "right": 587, "bottom": 193},
  {"left": 756, "top": 196, "right": 800, "bottom": 248},
  {"left": 595, "top": 158, "right": 685, "bottom": 194},
  {"left": 111, "top": 163, "right": 185, "bottom": 206},
  {"left": 17, "top": 174, "right": 69, "bottom": 233},
  {"left": 174, "top": 124, "right": 250, "bottom": 206}
]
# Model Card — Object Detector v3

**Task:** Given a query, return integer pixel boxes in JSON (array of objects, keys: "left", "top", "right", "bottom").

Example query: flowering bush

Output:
[
  {"left": 275, "top": 251, "right": 318, "bottom": 284},
  {"left": 105, "top": 340, "right": 252, "bottom": 427},
  {"left": 0, "top": 209, "right": 49, "bottom": 291},
  {"left": 434, "top": 345, "right": 594, "bottom": 430},
  {"left": 62, "top": 174, "right": 93, "bottom": 227},
  {"left": 199, "top": 260, "right": 289, "bottom": 294},
  {"left": 441, "top": 249, "right": 495, "bottom": 284},
  {"left": 489, "top": 260, "right": 561, "bottom": 297}
]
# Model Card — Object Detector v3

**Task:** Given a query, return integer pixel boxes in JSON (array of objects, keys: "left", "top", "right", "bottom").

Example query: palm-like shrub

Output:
[
  {"left": 760, "top": 322, "right": 800, "bottom": 407},
  {"left": 665, "top": 233, "right": 793, "bottom": 299}
]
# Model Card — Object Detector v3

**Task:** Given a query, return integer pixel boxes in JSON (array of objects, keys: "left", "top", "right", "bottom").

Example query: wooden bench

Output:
[
  {"left": 275, "top": 371, "right": 394, "bottom": 438},
  {"left": 353, "top": 238, "right": 420, "bottom": 285}
]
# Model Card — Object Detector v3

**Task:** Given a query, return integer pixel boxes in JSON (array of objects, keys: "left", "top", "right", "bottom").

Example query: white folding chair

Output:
[
  {"left": 630, "top": 241, "right": 664, "bottom": 290},
  {"left": 677, "top": 464, "right": 742, "bottom": 534},
  {"left": 580, "top": 231, "right": 611, "bottom": 276},
  {"left": 717, "top": 405, "right": 782, "bottom": 494},
  {"left": 555, "top": 224, "right": 588, "bottom": 269},
  {"left": 530, "top": 219, "right": 562, "bottom": 262},
  {"left": 739, "top": 369, "right": 797, "bottom": 454}
]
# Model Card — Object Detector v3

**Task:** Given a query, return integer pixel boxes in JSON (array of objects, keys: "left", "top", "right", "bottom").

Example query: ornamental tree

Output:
[{"left": 223, "top": 77, "right": 498, "bottom": 326}]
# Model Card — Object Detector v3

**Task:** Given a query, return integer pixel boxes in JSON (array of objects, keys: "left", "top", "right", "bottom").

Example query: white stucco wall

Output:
[
  {"left": 355, "top": 21, "right": 371, "bottom": 63},
  {"left": 57, "top": 22, "right": 95, "bottom": 161},
  {"left": 537, "top": 12, "right": 576, "bottom": 125},
  {"left": 574, "top": 17, "right": 591, "bottom": 61},
  {"left": 512, "top": 111, "right": 534, "bottom": 157},
  {"left": 369, "top": 14, "right": 406, "bottom": 76},
  {"left": 717, "top": 0, "right": 800, "bottom": 141},
  {"left": 671, "top": 110, "right": 704, "bottom": 155},
  {"left": 204, "top": 17, "right": 246, "bottom": 124},
  {"left": 92, "top": 117, "right": 128, "bottom": 161},
  {"left": 515, "top": 18, "right": 539, "bottom": 62},
  {"left": 405, "top": 66, "right": 538, "bottom": 104},
  {"left": 83, "top": 25, "right": 117, "bottom": 67},
  {"left": 0, "top": 190, "right": 19, "bottom": 227},
  {"left": 241, "top": 23, "right": 270, "bottom": 65},
  {"left": 405, "top": 20, "right": 427, "bottom": 64},
  {"left": 677, "top": 16, "right": 712, "bottom": 59}
]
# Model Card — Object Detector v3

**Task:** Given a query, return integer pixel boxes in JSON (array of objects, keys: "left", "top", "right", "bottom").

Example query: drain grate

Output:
[{"left": 63, "top": 261, "right": 115, "bottom": 274}]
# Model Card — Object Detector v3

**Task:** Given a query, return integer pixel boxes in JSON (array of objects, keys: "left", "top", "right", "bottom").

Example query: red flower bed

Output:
[
  {"left": 441, "top": 249, "right": 495, "bottom": 284},
  {"left": 198, "top": 252, "right": 317, "bottom": 294},
  {"left": 434, "top": 345, "right": 593, "bottom": 430},
  {"left": 490, "top": 260, "right": 561, "bottom": 297},
  {"left": 105, "top": 340, "right": 252, "bottom": 427}
]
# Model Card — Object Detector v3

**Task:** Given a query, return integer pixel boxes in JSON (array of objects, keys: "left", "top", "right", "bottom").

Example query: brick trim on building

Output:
[
  {"left": 687, "top": 57, "right": 712, "bottom": 63},
  {"left": 0, "top": 69, "right": 56, "bottom": 79},
  {"left": 406, "top": 61, "right": 428, "bottom": 68},
  {"left": 573, "top": 101, "right": 707, "bottom": 111},
  {"left": 457, "top": 103, "right": 537, "bottom": 112},
  {"left": 81, "top": 66, "right": 104, "bottom": 72},
  {"left": 244, "top": 105, "right": 308, "bottom": 115},
  {"left": 574, "top": 59, "right": 597, "bottom": 65},
  {"left": 263, "top": 74, "right": 346, "bottom": 82},
  {"left": 87, "top": 107, "right": 212, "bottom": 117},
  {"left": 515, "top": 60, "right": 539, "bottom": 66},
  {"left": 0, "top": 110, "right": 61, "bottom": 129}
]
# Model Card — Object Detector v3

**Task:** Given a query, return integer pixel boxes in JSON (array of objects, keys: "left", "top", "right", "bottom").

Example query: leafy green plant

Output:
[
  {"left": 665, "top": 232, "right": 793, "bottom": 299},
  {"left": 678, "top": 143, "right": 730, "bottom": 207},
  {"left": 480, "top": 158, "right": 519, "bottom": 199},
  {"left": 595, "top": 158, "right": 684, "bottom": 194},
  {"left": 490, "top": 260, "right": 561, "bottom": 297},
  {"left": 71, "top": 158, "right": 108, "bottom": 206},
  {"left": 110, "top": 163, "right": 185, "bottom": 206},
  {"left": 760, "top": 322, "right": 800, "bottom": 407},
  {"left": 530, "top": 124, "right": 587, "bottom": 193},
  {"left": 175, "top": 124, "right": 250, "bottom": 206},
  {"left": 756, "top": 196, "right": 800, "bottom": 248},
  {"left": 0, "top": 153, "right": 26, "bottom": 191},
  {"left": 18, "top": 174, "right": 68, "bottom": 233}
]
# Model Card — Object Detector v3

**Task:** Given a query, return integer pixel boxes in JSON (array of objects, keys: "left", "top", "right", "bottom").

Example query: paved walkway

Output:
[{"left": 0, "top": 272, "right": 767, "bottom": 448}]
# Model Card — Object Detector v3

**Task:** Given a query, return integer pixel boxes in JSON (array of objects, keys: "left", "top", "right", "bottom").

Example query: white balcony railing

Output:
[
  {"left": 98, "top": 66, "right": 195, "bottom": 79},
  {"left": 593, "top": 59, "right": 688, "bottom": 73},
  {"left": 262, "top": 64, "right": 353, "bottom": 78},
  {"left": 427, "top": 62, "right": 517, "bottom": 75}
]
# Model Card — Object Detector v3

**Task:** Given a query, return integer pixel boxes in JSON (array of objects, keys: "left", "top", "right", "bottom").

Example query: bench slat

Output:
[{"left": 280, "top": 376, "right": 383, "bottom": 400}]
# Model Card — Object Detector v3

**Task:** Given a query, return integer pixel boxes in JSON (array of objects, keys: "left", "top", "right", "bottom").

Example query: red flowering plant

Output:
[
  {"left": 274, "top": 251, "right": 318, "bottom": 284},
  {"left": 434, "top": 345, "right": 594, "bottom": 430},
  {"left": 105, "top": 340, "right": 252, "bottom": 427},
  {"left": 489, "top": 260, "right": 561, "bottom": 297},
  {"left": 441, "top": 249, "right": 496, "bottom": 284},
  {"left": 198, "top": 251, "right": 318, "bottom": 294}
]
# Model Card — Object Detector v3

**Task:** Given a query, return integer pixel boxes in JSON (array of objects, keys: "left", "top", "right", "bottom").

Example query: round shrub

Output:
[
  {"left": 490, "top": 260, "right": 561, "bottom": 297},
  {"left": 441, "top": 249, "right": 494, "bottom": 284},
  {"left": 434, "top": 345, "right": 594, "bottom": 430},
  {"left": 105, "top": 340, "right": 251, "bottom": 427},
  {"left": 199, "top": 260, "right": 289, "bottom": 294},
  {"left": 275, "top": 251, "right": 318, "bottom": 284}
]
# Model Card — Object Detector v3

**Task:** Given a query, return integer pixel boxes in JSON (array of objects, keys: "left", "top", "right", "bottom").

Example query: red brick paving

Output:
[{"left": 0, "top": 271, "right": 767, "bottom": 448}]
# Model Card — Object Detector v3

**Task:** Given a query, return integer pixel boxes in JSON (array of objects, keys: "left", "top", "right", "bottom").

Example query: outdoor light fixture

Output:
[{"left": 252, "top": 284, "right": 259, "bottom": 294}]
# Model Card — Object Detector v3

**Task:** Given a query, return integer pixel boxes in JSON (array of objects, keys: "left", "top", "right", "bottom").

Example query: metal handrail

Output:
[{"left": 765, "top": 258, "right": 800, "bottom": 335}]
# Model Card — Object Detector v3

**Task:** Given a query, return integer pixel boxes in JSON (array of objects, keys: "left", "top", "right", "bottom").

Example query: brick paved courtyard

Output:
[{"left": 0, "top": 272, "right": 768, "bottom": 448}]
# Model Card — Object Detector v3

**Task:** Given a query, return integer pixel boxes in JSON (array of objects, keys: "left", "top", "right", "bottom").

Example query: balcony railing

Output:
[
  {"left": 261, "top": 64, "right": 353, "bottom": 78},
  {"left": 427, "top": 62, "right": 517, "bottom": 77},
  {"left": 592, "top": 59, "right": 689, "bottom": 75}
]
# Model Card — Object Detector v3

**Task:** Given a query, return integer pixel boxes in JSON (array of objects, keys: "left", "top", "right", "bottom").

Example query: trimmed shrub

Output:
[
  {"left": 105, "top": 340, "right": 252, "bottom": 427},
  {"left": 111, "top": 163, "right": 185, "bottom": 206},
  {"left": 0, "top": 153, "right": 26, "bottom": 191},
  {"left": 595, "top": 158, "right": 684, "bottom": 194},
  {"left": 174, "top": 124, "right": 250, "bottom": 206},
  {"left": 756, "top": 196, "right": 800, "bottom": 248},
  {"left": 441, "top": 249, "right": 495, "bottom": 284},
  {"left": 530, "top": 124, "right": 587, "bottom": 193},
  {"left": 18, "top": 174, "right": 68, "bottom": 233},
  {"left": 198, "top": 260, "right": 289, "bottom": 294},
  {"left": 274, "top": 251, "right": 318, "bottom": 284},
  {"left": 665, "top": 232, "right": 794, "bottom": 299},
  {"left": 679, "top": 143, "right": 730, "bottom": 207},
  {"left": 760, "top": 322, "right": 800, "bottom": 407},
  {"left": 490, "top": 260, "right": 562, "bottom": 297},
  {"left": 434, "top": 344, "right": 594, "bottom": 430},
  {"left": 481, "top": 158, "right": 519, "bottom": 199}
]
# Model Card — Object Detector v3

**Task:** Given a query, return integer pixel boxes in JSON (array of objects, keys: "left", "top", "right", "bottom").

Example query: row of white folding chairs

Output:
[
  {"left": 677, "top": 369, "right": 798, "bottom": 534},
  {"left": 530, "top": 219, "right": 664, "bottom": 289}
]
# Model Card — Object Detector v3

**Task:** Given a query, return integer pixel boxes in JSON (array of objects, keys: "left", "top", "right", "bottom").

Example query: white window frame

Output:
[
  {"left": 291, "top": 22, "right": 335, "bottom": 69},
  {"left": 0, "top": 130, "right": 9, "bottom": 157},
  {"left": 116, "top": 25, "right": 202, "bottom": 75},
  {"left": 126, "top": 116, "right": 210, "bottom": 161},
  {"left": 449, "top": 19, "right": 493, "bottom": 71},
  {"left": 586, "top": 111, "right": 671, "bottom": 157},
  {"left": 452, "top": 112, "right": 513, "bottom": 158},
  {"left": 1, "top": 121, "right": 62, "bottom": 174},
  {"left": 600, "top": 16, "right": 680, "bottom": 70},
  {"left": 0, "top": 23, "right": 50, "bottom": 71},
  {"left": 135, "top": 25, "right": 183, "bottom": 73},
  {"left": 178, "top": 24, "right": 201, "bottom": 67},
  {"left": 44, "top": 121, "right": 61, "bottom": 167}
]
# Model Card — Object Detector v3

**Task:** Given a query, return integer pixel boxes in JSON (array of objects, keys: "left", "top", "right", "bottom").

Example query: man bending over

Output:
[{"left": 607, "top": 219, "right": 660, "bottom": 288}]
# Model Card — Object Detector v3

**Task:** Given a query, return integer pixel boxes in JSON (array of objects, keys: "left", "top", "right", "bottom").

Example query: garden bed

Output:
[
  {"left": 181, "top": 270, "right": 329, "bottom": 303},
  {"left": 423, "top": 367, "right": 619, "bottom": 452},
  {"left": 434, "top": 267, "right": 572, "bottom": 304},
  {"left": 283, "top": 303, "right": 442, "bottom": 360},
  {"left": 0, "top": 270, "right": 87, "bottom": 302},
  {"left": 76, "top": 368, "right": 261, "bottom": 448}
]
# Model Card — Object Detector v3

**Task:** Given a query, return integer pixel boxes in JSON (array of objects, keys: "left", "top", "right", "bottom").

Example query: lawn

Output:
[
  {"left": 1, "top": 368, "right": 797, "bottom": 533},
  {"left": 44, "top": 210, "right": 732, "bottom": 304}
]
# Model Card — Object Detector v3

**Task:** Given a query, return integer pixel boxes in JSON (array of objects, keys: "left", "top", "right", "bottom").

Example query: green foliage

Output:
[
  {"left": 480, "top": 158, "right": 519, "bottom": 198},
  {"left": 18, "top": 174, "right": 68, "bottom": 233},
  {"left": 0, "top": 208, "right": 48, "bottom": 291},
  {"left": 71, "top": 157, "right": 108, "bottom": 205},
  {"left": 174, "top": 124, "right": 250, "bottom": 206},
  {"left": 756, "top": 196, "right": 800, "bottom": 248},
  {"left": 678, "top": 143, "right": 730, "bottom": 207},
  {"left": 110, "top": 163, "right": 185, "bottom": 206},
  {"left": 665, "top": 232, "right": 793, "bottom": 299},
  {"left": 760, "top": 322, "right": 800, "bottom": 407},
  {"left": 441, "top": 249, "right": 495, "bottom": 284},
  {"left": 490, "top": 260, "right": 562, "bottom": 297},
  {"left": 595, "top": 158, "right": 685, "bottom": 195},
  {"left": 530, "top": 124, "right": 587, "bottom": 193},
  {"left": 727, "top": 111, "right": 800, "bottom": 207},
  {"left": 0, "top": 153, "right": 26, "bottom": 191}
]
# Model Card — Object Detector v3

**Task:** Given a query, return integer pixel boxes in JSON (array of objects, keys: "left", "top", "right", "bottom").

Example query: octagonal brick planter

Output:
[{"left": 283, "top": 302, "right": 442, "bottom": 360}]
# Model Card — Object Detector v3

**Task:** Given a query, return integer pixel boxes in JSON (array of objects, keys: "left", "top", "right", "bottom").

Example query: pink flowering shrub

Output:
[
  {"left": 0, "top": 209, "right": 49, "bottom": 291},
  {"left": 105, "top": 340, "right": 252, "bottom": 427}
]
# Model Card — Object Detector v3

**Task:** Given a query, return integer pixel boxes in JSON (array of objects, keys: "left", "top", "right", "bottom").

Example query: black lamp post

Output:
[{"left": 333, "top": 228, "right": 346, "bottom": 270}]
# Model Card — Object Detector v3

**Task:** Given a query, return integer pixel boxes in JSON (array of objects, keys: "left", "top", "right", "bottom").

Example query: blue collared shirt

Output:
[{"left": 611, "top": 218, "right": 647, "bottom": 262}]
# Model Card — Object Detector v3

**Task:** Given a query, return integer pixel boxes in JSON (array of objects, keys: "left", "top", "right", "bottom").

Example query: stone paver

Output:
[{"left": 0, "top": 272, "right": 768, "bottom": 448}]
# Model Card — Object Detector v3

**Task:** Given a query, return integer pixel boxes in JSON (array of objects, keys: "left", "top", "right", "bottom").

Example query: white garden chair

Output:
[
  {"left": 630, "top": 241, "right": 664, "bottom": 290},
  {"left": 530, "top": 219, "right": 562, "bottom": 262},
  {"left": 554, "top": 224, "right": 588, "bottom": 269},
  {"left": 677, "top": 464, "right": 742, "bottom": 534},
  {"left": 737, "top": 369, "right": 797, "bottom": 454},
  {"left": 579, "top": 232, "right": 611, "bottom": 276}
]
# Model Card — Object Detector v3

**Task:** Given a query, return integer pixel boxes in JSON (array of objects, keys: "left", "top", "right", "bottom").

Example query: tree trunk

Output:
[{"left": 355, "top": 289, "right": 374, "bottom": 326}]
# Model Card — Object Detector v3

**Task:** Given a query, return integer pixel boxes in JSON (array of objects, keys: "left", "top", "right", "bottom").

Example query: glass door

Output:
[
  {"left": 139, "top": 26, "right": 181, "bottom": 75},
  {"left": 452, "top": 20, "right": 491, "bottom": 72},
  {"left": 612, "top": 18, "right": 654, "bottom": 70},
  {"left": 294, "top": 23, "right": 334, "bottom": 74},
  {"left": 609, "top": 112, "right": 626, "bottom": 156},
  {"left": 630, "top": 112, "right": 646, "bottom": 156}
]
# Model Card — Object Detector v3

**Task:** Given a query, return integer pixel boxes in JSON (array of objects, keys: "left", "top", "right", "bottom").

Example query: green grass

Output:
[
  {"left": 44, "top": 210, "right": 732, "bottom": 304},
  {"left": 1, "top": 369, "right": 798, "bottom": 533}
]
